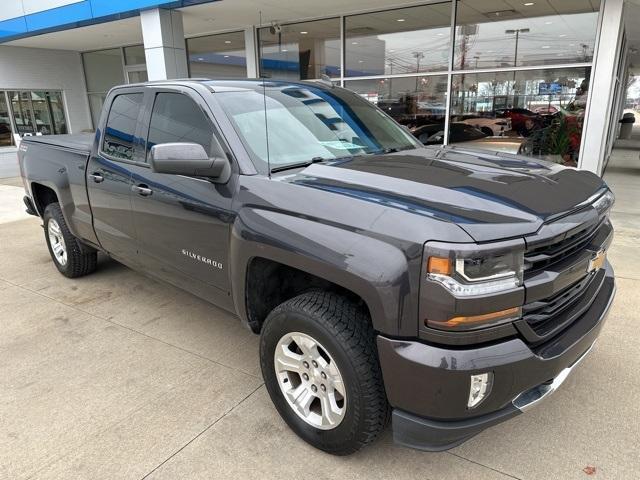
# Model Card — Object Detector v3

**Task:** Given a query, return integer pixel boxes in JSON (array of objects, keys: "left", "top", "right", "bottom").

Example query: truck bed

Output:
[{"left": 21, "top": 133, "right": 94, "bottom": 153}]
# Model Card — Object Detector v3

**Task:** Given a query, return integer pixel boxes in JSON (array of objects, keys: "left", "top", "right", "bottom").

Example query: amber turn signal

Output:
[
  {"left": 428, "top": 306, "right": 521, "bottom": 329},
  {"left": 427, "top": 256, "right": 452, "bottom": 275}
]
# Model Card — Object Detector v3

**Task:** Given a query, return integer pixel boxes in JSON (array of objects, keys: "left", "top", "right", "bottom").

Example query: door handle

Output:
[
  {"left": 132, "top": 184, "right": 153, "bottom": 197},
  {"left": 89, "top": 172, "right": 104, "bottom": 183}
]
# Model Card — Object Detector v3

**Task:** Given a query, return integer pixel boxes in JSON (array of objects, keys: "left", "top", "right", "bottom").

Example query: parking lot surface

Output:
[{"left": 1, "top": 152, "right": 639, "bottom": 479}]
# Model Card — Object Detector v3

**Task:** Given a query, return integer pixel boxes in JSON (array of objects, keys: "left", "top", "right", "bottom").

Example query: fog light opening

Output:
[{"left": 468, "top": 372, "right": 493, "bottom": 409}]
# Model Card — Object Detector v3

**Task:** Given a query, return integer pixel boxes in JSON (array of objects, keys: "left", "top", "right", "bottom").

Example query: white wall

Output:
[
  {"left": 0, "top": 45, "right": 92, "bottom": 134},
  {"left": 0, "top": 44, "right": 92, "bottom": 177}
]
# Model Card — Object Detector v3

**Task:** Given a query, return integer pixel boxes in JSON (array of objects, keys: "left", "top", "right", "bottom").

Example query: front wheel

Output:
[
  {"left": 260, "top": 291, "right": 389, "bottom": 455},
  {"left": 43, "top": 203, "right": 97, "bottom": 278}
]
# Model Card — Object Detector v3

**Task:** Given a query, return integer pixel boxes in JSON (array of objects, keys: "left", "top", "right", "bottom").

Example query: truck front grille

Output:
[
  {"left": 524, "top": 222, "right": 601, "bottom": 274},
  {"left": 523, "top": 273, "right": 598, "bottom": 338}
]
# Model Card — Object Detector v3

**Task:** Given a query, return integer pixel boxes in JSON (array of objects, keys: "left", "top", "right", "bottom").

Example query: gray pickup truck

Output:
[{"left": 18, "top": 79, "right": 615, "bottom": 455}]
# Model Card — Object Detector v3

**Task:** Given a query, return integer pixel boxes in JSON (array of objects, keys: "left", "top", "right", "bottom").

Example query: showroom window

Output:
[
  {"left": 82, "top": 46, "right": 147, "bottom": 128},
  {"left": 454, "top": 0, "right": 601, "bottom": 70},
  {"left": 345, "top": 3, "right": 452, "bottom": 77},
  {"left": 448, "top": 67, "right": 592, "bottom": 166},
  {"left": 4, "top": 90, "right": 67, "bottom": 138},
  {"left": 187, "top": 31, "right": 247, "bottom": 78},
  {"left": 258, "top": 18, "right": 341, "bottom": 80},
  {"left": 345, "top": 75, "right": 448, "bottom": 128},
  {"left": 0, "top": 92, "right": 13, "bottom": 147}
]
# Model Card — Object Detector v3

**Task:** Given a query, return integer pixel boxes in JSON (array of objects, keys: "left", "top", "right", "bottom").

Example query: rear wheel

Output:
[
  {"left": 43, "top": 203, "right": 97, "bottom": 278},
  {"left": 260, "top": 290, "right": 389, "bottom": 455},
  {"left": 481, "top": 126, "right": 494, "bottom": 136}
]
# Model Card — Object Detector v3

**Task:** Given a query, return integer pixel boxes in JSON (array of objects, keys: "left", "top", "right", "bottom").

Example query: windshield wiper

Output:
[{"left": 270, "top": 157, "right": 326, "bottom": 174}]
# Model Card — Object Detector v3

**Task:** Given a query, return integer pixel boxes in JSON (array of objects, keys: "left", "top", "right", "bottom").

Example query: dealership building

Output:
[{"left": 0, "top": 0, "right": 638, "bottom": 178}]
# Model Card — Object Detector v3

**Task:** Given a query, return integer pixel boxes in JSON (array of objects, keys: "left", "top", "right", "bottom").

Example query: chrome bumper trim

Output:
[{"left": 512, "top": 342, "right": 595, "bottom": 413}]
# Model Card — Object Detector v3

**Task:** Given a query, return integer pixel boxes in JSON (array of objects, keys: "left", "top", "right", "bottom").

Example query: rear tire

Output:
[
  {"left": 43, "top": 203, "right": 97, "bottom": 278},
  {"left": 260, "top": 290, "right": 389, "bottom": 455},
  {"left": 481, "top": 126, "right": 494, "bottom": 136}
]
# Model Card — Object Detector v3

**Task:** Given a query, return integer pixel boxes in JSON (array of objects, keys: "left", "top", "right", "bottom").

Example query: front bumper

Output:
[{"left": 378, "top": 264, "right": 615, "bottom": 451}]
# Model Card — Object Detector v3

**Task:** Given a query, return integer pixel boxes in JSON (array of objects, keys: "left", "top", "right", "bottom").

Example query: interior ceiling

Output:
[{"left": 0, "top": 0, "right": 618, "bottom": 53}]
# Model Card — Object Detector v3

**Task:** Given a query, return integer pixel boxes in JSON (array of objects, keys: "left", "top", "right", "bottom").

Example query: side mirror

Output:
[{"left": 149, "top": 142, "right": 230, "bottom": 179}]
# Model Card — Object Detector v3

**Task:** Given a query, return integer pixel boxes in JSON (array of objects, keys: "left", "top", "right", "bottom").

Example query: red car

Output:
[{"left": 495, "top": 108, "right": 542, "bottom": 136}]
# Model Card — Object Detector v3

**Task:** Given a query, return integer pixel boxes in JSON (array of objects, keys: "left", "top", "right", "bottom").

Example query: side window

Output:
[
  {"left": 147, "top": 92, "right": 216, "bottom": 159},
  {"left": 102, "top": 93, "right": 143, "bottom": 161}
]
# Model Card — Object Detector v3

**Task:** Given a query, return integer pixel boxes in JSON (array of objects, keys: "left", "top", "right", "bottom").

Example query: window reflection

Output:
[
  {"left": 447, "top": 68, "right": 591, "bottom": 165},
  {"left": 346, "top": 76, "right": 448, "bottom": 129},
  {"left": 0, "top": 93, "right": 13, "bottom": 147},
  {"left": 345, "top": 3, "right": 452, "bottom": 77},
  {"left": 454, "top": 0, "right": 601, "bottom": 70},
  {"left": 187, "top": 31, "right": 247, "bottom": 78},
  {"left": 259, "top": 18, "right": 340, "bottom": 79}
]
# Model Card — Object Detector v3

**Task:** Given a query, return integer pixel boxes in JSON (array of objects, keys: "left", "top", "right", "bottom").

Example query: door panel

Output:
[
  {"left": 86, "top": 155, "right": 136, "bottom": 264},
  {"left": 87, "top": 91, "right": 143, "bottom": 266},
  {"left": 128, "top": 89, "right": 234, "bottom": 303},
  {"left": 129, "top": 166, "right": 234, "bottom": 298}
]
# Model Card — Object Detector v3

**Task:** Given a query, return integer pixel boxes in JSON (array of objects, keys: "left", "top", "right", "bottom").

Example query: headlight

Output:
[
  {"left": 427, "top": 251, "right": 523, "bottom": 297},
  {"left": 593, "top": 190, "right": 614, "bottom": 218},
  {"left": 423, "top": 241, "right": 524, "bottom": 331}
]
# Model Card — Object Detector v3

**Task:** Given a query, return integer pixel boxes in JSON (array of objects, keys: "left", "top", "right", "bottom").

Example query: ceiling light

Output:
[
  {"left": 541, "top": 45, "right": 550, "bottom": 49},
  {"left": 282, "top": 49, "right": 288, "bottom": 52},
  {"left": 197, "top": 57, "right": 204, "bottom": 61},
  {"left": 397, "top": 18, "right": 405, "bottom": 22},
  {"left": 524, "top": 2, "right": 534, "bottom": 5},
  {"left": 223, "top": 55, "right": 229, "bottom": 58},
  {"left": 437, "top": 33, "right": 444, "bottom": 36},
  {"left": 300, "top": 31, "right": 308, "bottom": 34},
  {"left": 545, "top": 21, "right": 553, "bottom": 25},
  {"left": 224, "top": 40, "right": 231, "bottom": 44},
  {"left": 559, "top": 34, "right": 566, "bottom": 37},
  {"left": 352, "top": 41, "right": 358, "bottom": 45},
  {"left": 570, "top": 43, "right": 576, "bottom": 46},
  {"left": 358, "top": 60, "right": 364, "bottom": 63}
]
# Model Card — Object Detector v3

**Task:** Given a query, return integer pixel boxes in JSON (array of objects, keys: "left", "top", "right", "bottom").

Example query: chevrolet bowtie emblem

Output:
[{"left": 587, "top": 249, "right": 606, "bottom": 274}]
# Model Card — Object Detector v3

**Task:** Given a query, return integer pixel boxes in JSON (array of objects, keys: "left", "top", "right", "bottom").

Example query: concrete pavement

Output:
[{"left": 1, "top": 157, "right": 639, "bottom": 480}]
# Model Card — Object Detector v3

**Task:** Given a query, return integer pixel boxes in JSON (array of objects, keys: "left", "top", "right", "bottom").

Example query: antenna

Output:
[{"left": 259, "top": 11, "right": 271, "bottom": 176}]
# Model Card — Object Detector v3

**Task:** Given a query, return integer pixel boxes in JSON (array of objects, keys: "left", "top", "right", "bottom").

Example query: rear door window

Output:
[{"left": 102, "top": 93, "right": 143, "bottom": 161}]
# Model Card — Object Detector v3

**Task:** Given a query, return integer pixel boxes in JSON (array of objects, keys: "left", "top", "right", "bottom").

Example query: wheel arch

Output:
[{"left": 230, "top": 208, "right": 418, "bottom": 337}]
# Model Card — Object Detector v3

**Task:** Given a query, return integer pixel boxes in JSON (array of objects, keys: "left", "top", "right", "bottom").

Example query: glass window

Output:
[
  {"left": 345, "top": 75, "right": 448, "bottom": 128},
  {"left": 7, "top": 90, "right": 67, "bottom": 138},
  {"left": 0, "top": 92, "right": 13, "bottom": 147},
  {"left": 259, "top": 18, "right": 341, "bottom": 80},
  {"left": 447, "top": 67, "right": 592, "bottom": 166},
  {"left": 214, "top": 83, "right": 419, "bottom": 172},
  {"left": 345, "top": 3, "right": 452, "bottom": 77},
  {"left": 9, "top": 91, "right": 36, "bottom": 135},
  {"left": 147, "top": 93, "right": 215, "bottom": 158},
  {"left": 124, "top": 45, "right": 146, "bottom": 65},
  {"left": 83, "top": 48, "right": 125, "bottom": 94},
  {"left": 187, "top": 31, "right": 247, "bottom": 78},
  {"left": 102, "top": 93, "right": 143, "bottom": 161},
  {"left": 454, "top": 0, "right": 601, "bottom": 70}
]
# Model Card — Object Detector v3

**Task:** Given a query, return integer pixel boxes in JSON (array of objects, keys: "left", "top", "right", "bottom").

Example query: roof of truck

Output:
[{"left": 116, "top": 78, "right": 335, "bottom": 93}]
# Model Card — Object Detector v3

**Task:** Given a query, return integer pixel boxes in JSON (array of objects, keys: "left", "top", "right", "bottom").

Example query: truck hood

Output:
[{"left": 281, "top": 147, "right": 605, "bottom": 242}]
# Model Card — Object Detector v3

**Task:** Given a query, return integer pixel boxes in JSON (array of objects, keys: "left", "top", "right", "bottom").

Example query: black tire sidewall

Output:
[
  {"left": 260, "top": 307, "right": 368, "bottom": 453},
  {"left": 43, "top": 204, "right": 72, "bottom": 276}
]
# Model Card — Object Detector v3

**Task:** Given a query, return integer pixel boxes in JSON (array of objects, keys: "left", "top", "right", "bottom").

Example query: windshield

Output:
[{"left": 215, "top": 83, "right": 420, "bottom": 173}]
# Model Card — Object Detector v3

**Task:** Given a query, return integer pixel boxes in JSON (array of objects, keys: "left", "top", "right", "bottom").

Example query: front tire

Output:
[
  {"left": 260, "top": 291, "right": 389, "bottom": 455},
  {"left": 43, "top": 203, "right": 97, "bottom": 278}
]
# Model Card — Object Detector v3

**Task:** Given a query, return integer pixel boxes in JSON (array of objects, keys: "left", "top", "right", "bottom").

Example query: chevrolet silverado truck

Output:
[{"left": 18, "top": 79, "right": 616, "bottom": 455}]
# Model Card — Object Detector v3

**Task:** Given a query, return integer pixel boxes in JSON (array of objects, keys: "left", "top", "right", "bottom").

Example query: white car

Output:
[{"left": 456, "top": 115, "right": 512, "bottom": 136}]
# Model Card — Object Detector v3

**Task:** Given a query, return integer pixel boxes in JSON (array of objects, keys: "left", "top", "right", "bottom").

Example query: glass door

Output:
[
  {"left": 9, "top": 91, "right": 37, "bottom": 136},
  {"left": 0, "top": 92, "right": 13, "bottom": 147}
]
